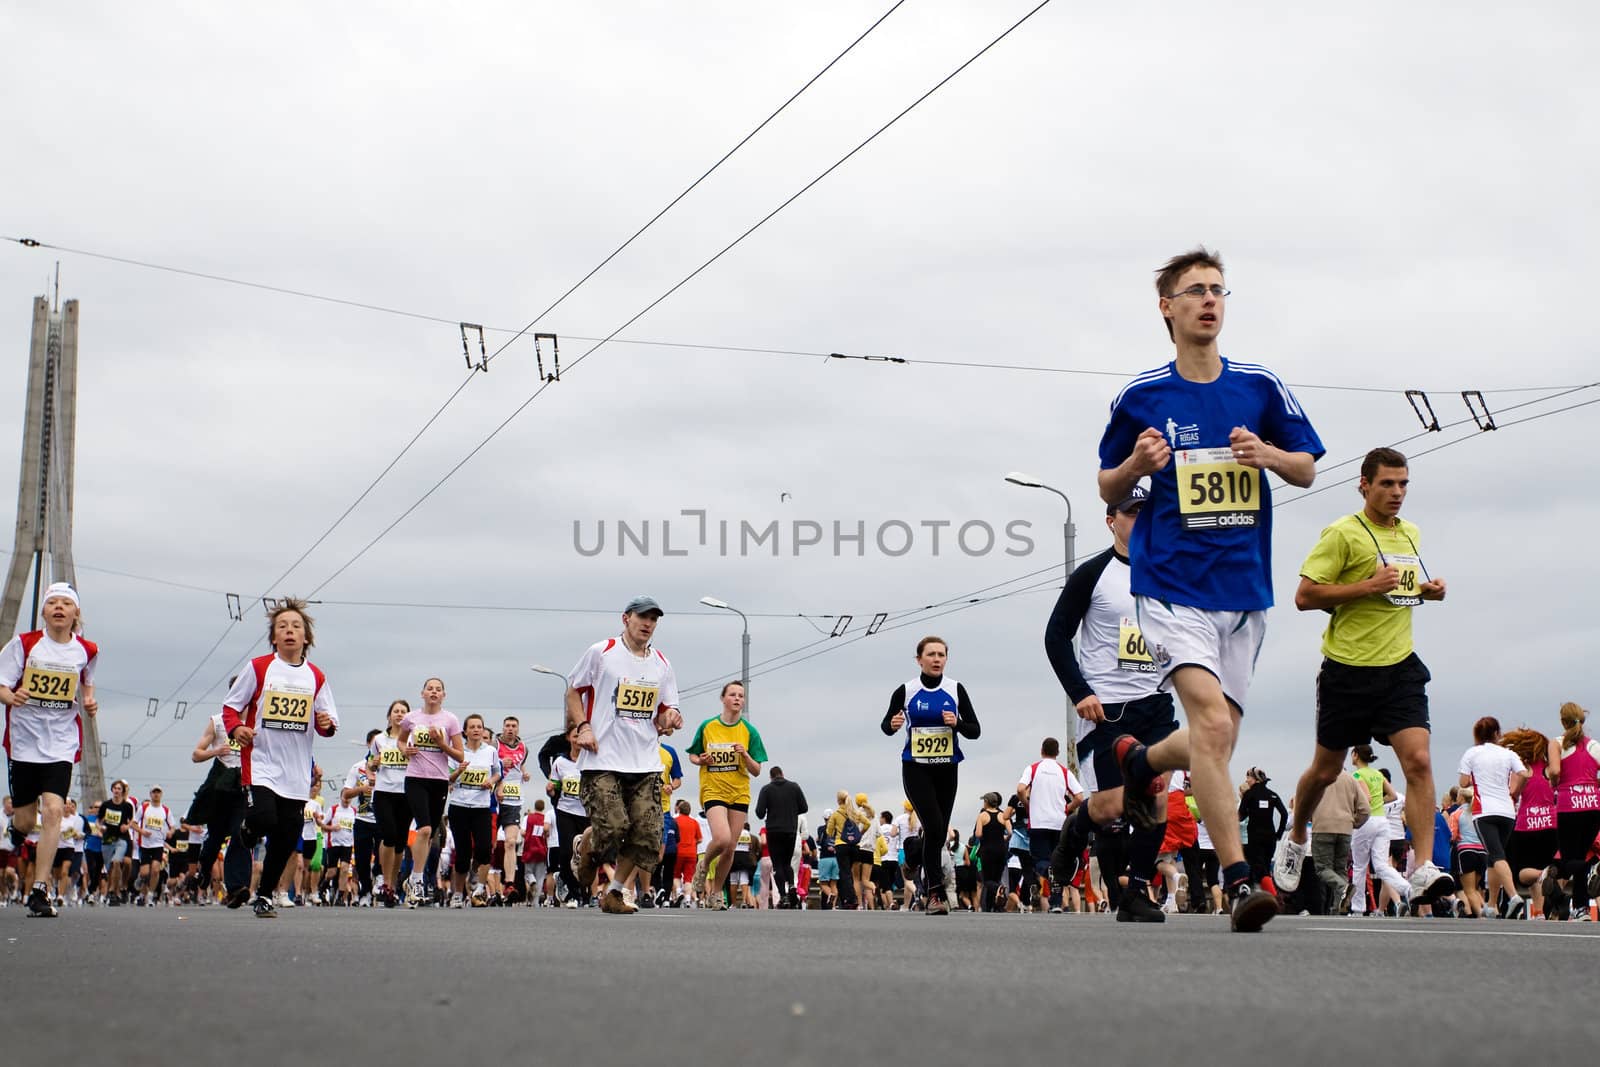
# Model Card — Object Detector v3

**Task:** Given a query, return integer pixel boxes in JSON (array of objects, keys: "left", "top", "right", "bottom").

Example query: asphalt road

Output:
[{"left": 5, "top": 906, "right": 1596, "bottom": 1064}]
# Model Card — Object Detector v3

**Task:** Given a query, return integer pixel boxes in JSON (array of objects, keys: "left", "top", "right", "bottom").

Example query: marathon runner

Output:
[
  {"left": 564, "top": 595, "right": 683, "bottom": 916},
  {"left": 1272, "top": 447, "right": 1454, "bottom": 908},
  {"left": 0, "top": 581, "right": 99, "bottom": 918},
  {"left": 1044, "top": 484, "right": 1175, "bottom": 923},
  {"left": 220, "top": 598, "right": 339, "bottom": 918},
  {"left": 1097, "top": 247, "right": 1324, "bottom": 932},
  {"left": 187, "top": 702, "right": 245, "bottom": 902},
  {"left": 446, "top": 713, "right": 502, "bottom": 907},
  {"left": 880, "top": 636, "right": 981, "bottom": 916},
  {"left": 547, "top": 724, "right": 588, "bottom": 906},
  {"left": 96, "top": 779, "right": 135, "bottom": 906},
  {"left": 370, "top": 701, "right": 410, "bottom": 907},
  {"left": 398, "top": 678, "right": 463, "bottom": 907},
  {"left": 687, "top": 680, "right": 765, "bottom": 911},
  {"left": 135, "top": 786, "right": 174, "bottom": 906},
  {"left": 495, "top": 716, "right": 529, "bottom": 903},
  {"left": 342, "top": 730, "right": 380, "bottom": 905}
]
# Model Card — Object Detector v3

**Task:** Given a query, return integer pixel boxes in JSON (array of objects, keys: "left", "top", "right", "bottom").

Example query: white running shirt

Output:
[{"left": 567, "top": 637, "right": 679, "bottom": 775}]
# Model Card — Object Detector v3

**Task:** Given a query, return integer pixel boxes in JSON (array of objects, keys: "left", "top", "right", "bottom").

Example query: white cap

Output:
[{"left": 42, "top": 581, "right": 79, "bottom": 608}]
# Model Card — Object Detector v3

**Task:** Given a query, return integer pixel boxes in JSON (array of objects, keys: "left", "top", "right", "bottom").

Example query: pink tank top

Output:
[
  {"left": 1556, "top": 736, "right": 1600, "bottom": 814},
  {"left": 1515, "top": 760, "right": 1556, "bottom": 831}
]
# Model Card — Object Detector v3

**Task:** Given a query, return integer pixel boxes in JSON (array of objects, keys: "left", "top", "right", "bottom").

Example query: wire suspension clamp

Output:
[
  {"left": 146, "top": 698, "right": 159, "bottom": 719},
  {"left": 534, "top": 333, "right": 561, "bottom": 382},
  {"left": 225, "top": 592, "right": 242, "bottom": 621},
  {"left": 460, "top": 322, "right": 488, "bottom": 372},
  {"left": 1462, "top": 390, "right": 1496, "bottom": 431},
  {"left": 829, "top": 614, "right": 853, "bottom": 637},
  {"left": 1404, "top": 390, "right": 1440, "bottom": 432},
  {"left": 865, "top": 612, "right": 888, "bottom": 636}
]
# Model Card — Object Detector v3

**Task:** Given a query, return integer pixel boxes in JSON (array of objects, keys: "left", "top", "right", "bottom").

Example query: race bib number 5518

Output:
[{"left": 616, "top": 681, "right": 660, "bottom": 720}]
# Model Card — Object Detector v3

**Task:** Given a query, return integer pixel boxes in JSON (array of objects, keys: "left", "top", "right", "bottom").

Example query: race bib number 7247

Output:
[{"left": 1176, "top": 448, "right": 1258, "bottom": 531}]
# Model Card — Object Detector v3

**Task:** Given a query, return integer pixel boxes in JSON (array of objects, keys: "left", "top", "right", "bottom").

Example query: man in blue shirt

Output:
[{"left": 1097, "top": 246, "right": 1325, "bottom": 932}]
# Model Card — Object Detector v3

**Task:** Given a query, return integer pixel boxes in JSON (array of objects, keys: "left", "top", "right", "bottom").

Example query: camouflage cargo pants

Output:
[{"left": 579, "top": 770, "right": 662, "bottom": 870}]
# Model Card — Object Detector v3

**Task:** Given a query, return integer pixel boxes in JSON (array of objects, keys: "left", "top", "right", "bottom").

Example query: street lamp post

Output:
[
  {"left": 530, "top": 663, "right": 569, "bottom": 730},
  {"left": 1005, "top": 471, "right": 1079, "bottom": 769},
  {"left": 699, "top": 596, "right": 750, "bottom": 710}
]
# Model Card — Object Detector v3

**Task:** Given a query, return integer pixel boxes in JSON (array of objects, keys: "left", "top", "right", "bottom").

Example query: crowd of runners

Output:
[{"left": 4, "top": 247, "right": 1597, "bottom": 928}]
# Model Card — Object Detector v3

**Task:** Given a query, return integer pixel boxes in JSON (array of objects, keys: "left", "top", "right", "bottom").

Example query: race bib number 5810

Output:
[{"left": 1176, "top": 448, "right": 1258, "bottom": 531}]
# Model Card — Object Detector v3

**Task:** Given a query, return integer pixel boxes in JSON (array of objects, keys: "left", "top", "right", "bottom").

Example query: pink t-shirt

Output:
[
  {"left": 401, "top": 708, "right": 462, "bottom": 781},
  {"left": 1515, "top": 760, "right": 1556, "bottom": 832},
  {"left": 1556, "top": 736, "right": 1600, "bottom": 814}
]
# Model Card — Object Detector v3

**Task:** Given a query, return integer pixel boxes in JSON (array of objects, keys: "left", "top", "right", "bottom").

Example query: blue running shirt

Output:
[{"left": 1097, "top": 358, "right": 1325, "bottom": 611}]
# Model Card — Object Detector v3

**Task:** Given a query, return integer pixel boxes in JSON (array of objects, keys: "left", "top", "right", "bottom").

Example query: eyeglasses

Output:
[{"left": 1167, "top": 284, "right": 1229, "bottom": 299}]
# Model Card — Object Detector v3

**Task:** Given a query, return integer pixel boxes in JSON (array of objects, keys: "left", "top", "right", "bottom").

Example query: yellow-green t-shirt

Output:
[
  {"left": 1299, "top": 513, "right": 1425, "bottom": 667},
  {"left": 687, "top": 715, "right": 768, "bottom": 807},
  {"left": 1352, "top": 765, "right": 1386, "bottom": 817}
]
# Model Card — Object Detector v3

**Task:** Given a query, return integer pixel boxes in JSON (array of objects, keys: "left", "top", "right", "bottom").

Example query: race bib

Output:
[
  {"left": 561, "top": 776, "right": 581, "bottom": 799},
  {"left": 1176, "top": 448, "right": 1258, "bottom": 530},
  {"left": 501, "top": 782, "right": 522, "bottom": 802},
  {"left": 104, "top": 810, "right": 122, "bottom": 827},
  {"left": 144, "top": 813, "right": 165, "bottom": 832},
  {"left": 412, "top": 728, "right": 438, "bottom": 751},
  {"left": 705, "top": 742, "right": 741, "bottom": 773},
  {"left": 460, "top": 768, "right": 490, "bottom": 789},
  {"left": 172, "top": 840, "right": 188, "bottom": 853},
  {"left": 1384, "top": 553, "right": 1423, "bottom": 607},
  {"left": 337, "top": 813, "right": 356, "bottom": 831},
  {"left": 379, "top": 747, "right": 410, "bottom": 768},
  {"left": 261, "top": 687, "right": 313, "bottom": 732},
  {"left": 616, "top": 680, "right": 660, "bottom": 720},
  {"left": 910, "top": 726, "right": 954, "bottom": 763},
  {"left": 228, "top": 737, "right": 244, "bottom": 753},
  {"left": 1117, "top": 617, "right": 1156, "bottom": 673},
  {"left": 21, "top": 663, "right": 78, "bottom": 710}
]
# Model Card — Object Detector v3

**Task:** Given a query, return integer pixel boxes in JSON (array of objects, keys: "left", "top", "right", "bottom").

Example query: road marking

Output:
[{"left": 1305, "top": 925, "right": 1599, "bottom": 940}]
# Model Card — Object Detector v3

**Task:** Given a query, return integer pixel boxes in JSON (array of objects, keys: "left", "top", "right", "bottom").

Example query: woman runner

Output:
[
  {"left": 398, "top": 678, "right": 464, "bottom": 907},
  {"left": 686, "top": 681, "right": 766, "bottom": 911},
  {"left": 1549, "top": 702, "right": 1600, "bottom": 921},
  {"left": 369, "top": 701, "right": 411, "bottom": 907},
  {"left": 881, "top": 636, "right": 981, "bottom": 916},
  {"left": 446, "top": 714, "right": 502, "bottom": 908}
]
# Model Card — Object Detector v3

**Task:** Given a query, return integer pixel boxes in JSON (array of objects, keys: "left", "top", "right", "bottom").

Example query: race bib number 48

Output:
[
  {"left": 261, "top": 688, "right": 312, "bottom": 732},
  {"left": 22, "top": 664, "right": 78, "bottom": 710},
  {"left": 705, "top": 743, "right": 741, "bottom": 773},
  {"left": 910, "top": 726, "right": 954, "bottom": 763},
  {"left": 1177, "top": 448, "right": 1258, "bottom": 531},
  {"left": 1384, "top": 553, "right": 1423, "bottom": 608},
  {"left": 616, "top": 680, "right": 660, "bottom": 720}
]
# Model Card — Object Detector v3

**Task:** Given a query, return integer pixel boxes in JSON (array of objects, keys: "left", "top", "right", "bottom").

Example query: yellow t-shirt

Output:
[
  {"left": 1299, "top": 513, "right": 1425, "bottom": 667},
  {"left": 687, "top": 715, "right": 768, "bottom": 807}
]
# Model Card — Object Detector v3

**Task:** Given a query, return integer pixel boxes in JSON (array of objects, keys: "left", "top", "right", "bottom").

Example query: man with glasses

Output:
[{"left": 1096, "top": 246, "right": 1324, "bottom": 933}]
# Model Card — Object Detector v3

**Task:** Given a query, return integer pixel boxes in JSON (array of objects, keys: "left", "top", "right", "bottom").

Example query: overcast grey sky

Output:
[{"left": 3, "top": 2, "right": 1596, "bottom": 822}]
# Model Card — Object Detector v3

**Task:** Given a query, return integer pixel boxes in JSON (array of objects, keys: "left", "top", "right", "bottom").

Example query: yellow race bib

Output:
[
  {"left": 22, "top": 664, "right": 78, "bottom": 710},
  {"left": 1384, "top": 553, "right": 1423, "bottom": 608},
  {"left": 705, "top": 742, "right": 741, "bottom": 773},
  {"left": 501, "top": 782, "right": 522, "bottom": 802},
  {"left": 561, "top": 776, "right": 581, "bottom": 799},
  {"left": 910, "top": 726, "right": 954, "bottom": 763},
  {"left": 412, "top": 728, "right": 438, "bottom": 751},
  {"left": 460, "top": 768, "right": 490, "bottom": 789},
  {"left": 379, "top": 747, "right": 409, "bottom": 768},
  {"left": 616, "top": 680, "right": 660, "bottom": 720},
  {"left": 1176, "top": 448, "right": 1259, "bottom": 531},
  {"left": 261, "top": 688, "right": 312, "bottom": 732},
  {"left": 1117, "top": 617, "right": 1157, "bottom": 673}
]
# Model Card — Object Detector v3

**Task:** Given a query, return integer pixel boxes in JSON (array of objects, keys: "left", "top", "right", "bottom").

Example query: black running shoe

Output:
[
  {"left": 224, "top": 887, "right": 251, "bottom": 910},
  {"left": 1116, "top": 891, "right": 1167, "bottom": 924},
  {"left": 252, "top": 895, "right": 278, "bottom": 919},
  {"left": 26, "top": 886, "right": 58, "bottom": 918},
  {"left": 1229, "top": 884, "right": 1279, "bottom": 933},
  {"left": 1051, "top": 821, "right": 1085, "bottom": 886},
  {"left": 1113, "top": 736, "right": 1164, "bottom": 831}
]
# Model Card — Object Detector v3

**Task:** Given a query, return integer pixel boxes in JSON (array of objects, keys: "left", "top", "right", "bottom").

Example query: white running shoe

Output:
[
  {"left": 1271, "top": 835, "right": 1307, "bottom": 893},
  {"left": 1407, "top": 861, "right": 1455, "bottom": 905},
  {"left": 449, "top": 893, "right": 465, "bottom": 909}
]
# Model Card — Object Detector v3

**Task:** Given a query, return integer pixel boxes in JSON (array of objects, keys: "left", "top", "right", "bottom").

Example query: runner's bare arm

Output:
[
  {"left": 1099, "top": 427, "right": 1171, "bottom": 504},
  {"left": 1293, "top": 571, "right": 1399, "bottom": 612},
  {"left": 1227, "top": 427, "right": 1316, "bottom": 487}
]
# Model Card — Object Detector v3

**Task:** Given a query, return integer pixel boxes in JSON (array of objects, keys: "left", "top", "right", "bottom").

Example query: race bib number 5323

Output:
[
  {"left": 1176, "top": 448, "right": 1258, "bottom": 531},
  {"left": 261, "top": 688, "right": 312, "bottom": 732}
]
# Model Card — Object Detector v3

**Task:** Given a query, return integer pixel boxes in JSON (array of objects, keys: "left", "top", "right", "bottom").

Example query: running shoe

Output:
[
  {"left": 406, "top": 875, "right": 425, "bottom": 909},
  {"left": 1117, "top": 891, "right": 1166, "bottom": 924},
  {"left": 1407, "top": 861, "right": 1455, "bottom": 905},
  {"left": 449, "top": 893, "right": 465, "bottom": 909},
  {"left": 563, "top": 899, "right": 580, "bottom": 909},
  {"left": 1573, "top": 902, "right": 1593, "bottom": 922},
  {"left": 1228, "top": 883, "right": 1279, "bottom": 933},
  {"left": 599, "top": 888, "right": 637, "bottom": 914},
  {"left": 224, "top": 886, "right": 251, "bottom": 910},
  {"left": 1502, "top": 896, "right": 1526, "bottom": 920},
  {"left": 1271, "top": 835, "right": 1307, "bottom": 893},
  {"left": 25, "top": 885, "right": 58, "bottom": 918},
  {"left": 925, "top": 898, "right": 949, "bottom": 915},
  {"left": 470, "top": 885, "right": 488, "bottom": 908},
  {"left": 1112, "top": 736, "right": 1164, "bottom": 831},
  {"left": 381, "top": 889, "right": 398, "bottom": 909},
  {"left": 252, "top": 895, "right": 278, "bottom": 919}
]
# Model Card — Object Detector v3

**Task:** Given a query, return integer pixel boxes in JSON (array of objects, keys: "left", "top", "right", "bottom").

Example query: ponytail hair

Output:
[{"left": 1559, "top": 702, "right": 1589, "bottom": 752}]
